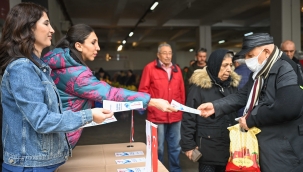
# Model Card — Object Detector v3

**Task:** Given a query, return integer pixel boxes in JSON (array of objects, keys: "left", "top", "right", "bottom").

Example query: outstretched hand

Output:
[
  {"left": 148, "top": 98, "right": 178, "bottom": 112},
  {"left": 197, "top": 102, "right": 215, "bottom": 118},
  {"left": 91, "top": 108, "right": 114, "bottom": 123}
]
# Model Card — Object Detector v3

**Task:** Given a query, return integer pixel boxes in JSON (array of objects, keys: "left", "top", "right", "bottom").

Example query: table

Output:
[{"left": 56, "top": 142, "right": 168, "bottom": 172}]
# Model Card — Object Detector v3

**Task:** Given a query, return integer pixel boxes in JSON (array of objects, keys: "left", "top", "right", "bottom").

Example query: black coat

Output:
[
  {"left": 185, "top": 61, "right": 205, "bottom": 94},
  {"left": 213, "top": 54, "right": 303, "bottom": 172},
  {"left": 180, "top": 68, "right": 240, "bottom": 166}
]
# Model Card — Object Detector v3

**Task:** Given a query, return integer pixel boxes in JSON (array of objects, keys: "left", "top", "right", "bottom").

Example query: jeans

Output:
[
  {"left": 2, "top": 162, "right": 64, "bottom": 172},
  {"left": 156, "top": 121, "right": 181, "bottom": 172}
]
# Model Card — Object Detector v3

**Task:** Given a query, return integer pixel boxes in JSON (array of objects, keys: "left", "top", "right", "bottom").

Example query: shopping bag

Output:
[{"left": 226, "top": 124, "right": 261, "bottom": 172}]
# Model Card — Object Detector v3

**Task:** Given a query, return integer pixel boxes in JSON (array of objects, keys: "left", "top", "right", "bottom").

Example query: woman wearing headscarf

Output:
[{"left": 180, "top": 49, "right": 241, "bottom": 172}]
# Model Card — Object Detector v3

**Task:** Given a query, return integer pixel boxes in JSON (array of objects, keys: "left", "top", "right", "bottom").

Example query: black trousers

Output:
[{"left": 199, "top": 163, "right": 225, "bottom": 172}]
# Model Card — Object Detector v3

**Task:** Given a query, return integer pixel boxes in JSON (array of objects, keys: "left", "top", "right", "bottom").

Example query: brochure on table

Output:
[
  {"left": 117, "top": 167, "right": 146, "bottom": 172},
  {"left": 115, "top": 151, "right": 144, "bottom": 157}
]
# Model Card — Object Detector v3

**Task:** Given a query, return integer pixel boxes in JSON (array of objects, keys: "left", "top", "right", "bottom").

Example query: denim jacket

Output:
[{"left": 1, "top": 55, "right": 93, "bottom": 167}]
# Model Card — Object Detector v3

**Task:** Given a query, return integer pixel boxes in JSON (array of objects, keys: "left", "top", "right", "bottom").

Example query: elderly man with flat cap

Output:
[{"left": 198, "top": 33, "right": 303, "bottom": 172}]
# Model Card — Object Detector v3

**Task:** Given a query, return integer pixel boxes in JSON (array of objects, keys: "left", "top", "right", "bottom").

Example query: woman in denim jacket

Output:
[
  {"left": 42, "top": 24, "right": 177, "bottom": 148},
  {"left": 0, "top": 3, "right": 116, "bottom": 171},
  {"left": 0, "top": 4, "right": 175, "bottom": 171}
]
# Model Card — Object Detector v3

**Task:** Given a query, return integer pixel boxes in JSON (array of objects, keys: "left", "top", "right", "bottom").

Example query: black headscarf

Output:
[{"left": 207, "top": 48, "right": 234, "bottom": 87}]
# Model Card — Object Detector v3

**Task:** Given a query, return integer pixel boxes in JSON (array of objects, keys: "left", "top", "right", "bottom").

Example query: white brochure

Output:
[
  {"left": 115, "top": 158, "right": 146, "bottom": 164},
  {"left": 103, "top": 100, "right": 143, "bottom": 112},
  {"left": 171, "top": 100, "right": 201, "bottom": 115},
  {"left": 82, "top": 116, "right": 117, "bottom": 128},
  {"left": 117, "top": 167, "right": 146, "bottom": 172},
  {"left": 115, "top": 151, "right": 144, "bottom": 157}
]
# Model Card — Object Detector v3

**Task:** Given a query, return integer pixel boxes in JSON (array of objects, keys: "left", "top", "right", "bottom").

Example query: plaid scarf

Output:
[{"left": 244, "top": 46, "right": 282, "bottom": 118}]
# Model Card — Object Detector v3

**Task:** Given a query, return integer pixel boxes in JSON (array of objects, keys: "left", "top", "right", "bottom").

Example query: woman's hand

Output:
[
  {"left": 91, "top": 108, "right": 114, "bottom": 123},
  {"left": 185, "top": 150, "right": 193, "bottom": 160},
  {"left": 148, "top": 98, "right": 177, "bottom": 112},
  {"left": 185, "top": 147, "right": 198, "bottom": 160},
  {"left": 197, "top": 102, "right": 215, "bottom": 118}
]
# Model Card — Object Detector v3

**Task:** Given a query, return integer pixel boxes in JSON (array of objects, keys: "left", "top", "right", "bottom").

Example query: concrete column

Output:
[
  {"left": 169, "top": 42, "right": 177, "bottom": 64},
  {"left": 270, "top": 0, "right": 301, "bottom": 50},
  {"left": 10, "top": 0, "right": 21, "bottom": 9},
  {"left": 196, "top": 26, "right": 212, "bottom": 56}
]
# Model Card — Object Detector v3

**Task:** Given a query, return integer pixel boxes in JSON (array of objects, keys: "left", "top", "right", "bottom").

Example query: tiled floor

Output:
[{"left": 77, "top": 110, "right": 199, "bottom": 172}]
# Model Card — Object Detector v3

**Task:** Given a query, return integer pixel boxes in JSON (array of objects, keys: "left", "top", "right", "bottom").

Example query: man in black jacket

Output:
[
  {"left": 185, "top": 48, "right": 207, "bottom": 94},
  {"left": 280, "top": 40, "right": 303, "bottom": 73},
  {"left": 198, "top": 33, "right": 303, "bottom": 172},
  {"left": 187, "top": 48, "right": 207, "bottom": 79}
]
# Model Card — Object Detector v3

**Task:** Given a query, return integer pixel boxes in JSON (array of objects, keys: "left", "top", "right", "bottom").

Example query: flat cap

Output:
[{"left": 236, "top": 33, "right": 274, "bottom": 56}]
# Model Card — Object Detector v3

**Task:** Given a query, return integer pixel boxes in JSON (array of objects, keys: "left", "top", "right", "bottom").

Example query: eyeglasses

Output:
[{"left": 159, "top": 52, "right": 173, "bottom": 56}]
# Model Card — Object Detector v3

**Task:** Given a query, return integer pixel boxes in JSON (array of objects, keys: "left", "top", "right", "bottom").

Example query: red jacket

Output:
[{"left": 139, "top": 59, "right": 185, "bottom": 123}]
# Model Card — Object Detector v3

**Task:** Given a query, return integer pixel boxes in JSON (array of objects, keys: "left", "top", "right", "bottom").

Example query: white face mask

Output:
[{"left": 245, "top": 49, "right": 264, "bottom": 72}]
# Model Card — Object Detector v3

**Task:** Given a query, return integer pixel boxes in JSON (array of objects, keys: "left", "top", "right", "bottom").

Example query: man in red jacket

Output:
[{"left": 139, "top": 43, "right": 185, "bottom": 172}]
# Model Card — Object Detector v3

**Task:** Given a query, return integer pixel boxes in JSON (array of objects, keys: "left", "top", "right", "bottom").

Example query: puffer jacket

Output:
[
  {"left": 180, "top": 67, "right": 240, "bottom": 166},
  {"left": 42, "top": 48, "right": 151, "bottom": 147}
]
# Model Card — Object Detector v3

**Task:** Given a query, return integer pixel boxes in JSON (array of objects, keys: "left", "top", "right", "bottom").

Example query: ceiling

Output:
[{"left": 60, "top": 0, "right": 301, "bottom": 52}]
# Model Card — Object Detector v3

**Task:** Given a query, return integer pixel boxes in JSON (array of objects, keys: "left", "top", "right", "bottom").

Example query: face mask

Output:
[{"left": 245, "top": 49, "right": 264, "bottom": 72}]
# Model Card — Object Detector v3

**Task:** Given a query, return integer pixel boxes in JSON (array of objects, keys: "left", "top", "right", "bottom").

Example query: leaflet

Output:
[
  {"left": 117, "top": 167, "right": 146, "bottom": 172},
  {"left": 115, "top": 151, "right": 144, "bottom": 157},
  {"left": 235, "top": 117, "right": 241, "bottom": 122},
  {"left": 171, "top": 100, "right": 201, "bottom": 115},
  {"left": 103, "top": 100, "right": 143, "bottom": 112},
  {"left": 115, "top": 158, "right": 146, "bottom": 164},
  {"left": 82, "top": 116, "right": 117, "bottom": 128}
]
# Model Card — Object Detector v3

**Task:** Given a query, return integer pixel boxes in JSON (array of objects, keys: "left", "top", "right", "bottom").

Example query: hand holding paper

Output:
[
  {"left": 84, "top": 100, "right": 143, "bottom": 128},
  {"left": 91, "top": 108, "right": 114, "bottom": 123},
  {"left": 148, "top": 98, "right": 177, "bottom": 112},
  {"left": 197, "top": 102, "right": 215, "bottom": 117},
  {"left": 170, "top": 100, "right": 201, "bottom": 115}
]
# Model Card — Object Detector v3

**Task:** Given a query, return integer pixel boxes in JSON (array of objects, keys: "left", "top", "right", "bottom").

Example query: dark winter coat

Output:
[
  {"left": 234, "top": 64, "right": 251, "bottom": 117},
  {"left": 180, "top": 67, "right": 240, "bottom": 166},
  {"left": 212, "top": 54, "right": 303, "bottom": 172}
]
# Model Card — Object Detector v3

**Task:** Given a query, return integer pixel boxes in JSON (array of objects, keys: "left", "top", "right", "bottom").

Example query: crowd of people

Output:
[
  {"left": 1, "top": 2, "right": 303, "bottom": 172},
  {"left": 94, "top": 68, "right": 139, "bottom": 87}
]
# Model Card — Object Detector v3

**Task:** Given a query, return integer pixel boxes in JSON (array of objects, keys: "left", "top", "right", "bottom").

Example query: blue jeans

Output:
[
  {"left": 2, "top": 162, "right": 64, "bottom": 172},
  {"left": 156, "top": 121, "right": 181, "bottom": 172}
]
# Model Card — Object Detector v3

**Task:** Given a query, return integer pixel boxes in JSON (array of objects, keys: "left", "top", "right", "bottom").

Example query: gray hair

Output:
[
  {"left": 224, "top": 52, "right": 234, "bottom": 59},
  {"left": 157, "top": 43, "right": 171, "bottom": 53},
  {"left": 235, "top": 58, "right": 246, "bottom": 65}
]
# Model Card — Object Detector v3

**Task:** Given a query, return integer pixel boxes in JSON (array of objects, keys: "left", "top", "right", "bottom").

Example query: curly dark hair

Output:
[{"left": 0, "top": 2, "right": 47, "bottom": 73}]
